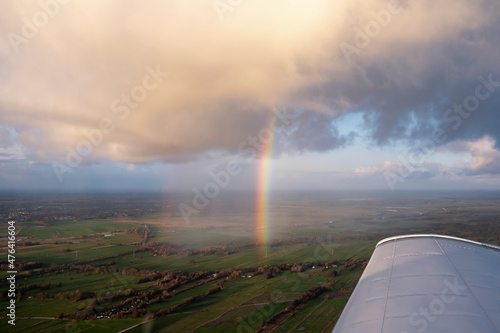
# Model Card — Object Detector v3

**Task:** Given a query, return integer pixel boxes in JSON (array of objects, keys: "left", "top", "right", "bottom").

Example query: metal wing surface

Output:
[{"left": 332, "top": 234, "right": 500, "bottom": 333}]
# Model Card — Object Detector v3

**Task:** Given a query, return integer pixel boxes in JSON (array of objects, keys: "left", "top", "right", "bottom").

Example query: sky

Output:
[{"left": 1, "top": 0, "right": 500, "bottom": 192}]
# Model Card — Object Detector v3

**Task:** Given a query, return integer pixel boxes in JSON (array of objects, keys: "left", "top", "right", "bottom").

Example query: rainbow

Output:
[{"left": 255, "top": 116, "right": 276, "bottom": 257}]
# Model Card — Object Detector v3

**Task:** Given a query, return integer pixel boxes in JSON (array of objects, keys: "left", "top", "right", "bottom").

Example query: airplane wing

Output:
[{"left": 332, "top": 234, "right": 500, "bottom": 333}]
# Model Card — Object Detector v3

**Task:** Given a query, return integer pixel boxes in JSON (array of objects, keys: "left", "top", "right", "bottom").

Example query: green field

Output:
[{"left": 18, "top": 220, "right": 142, "bottom": 240}]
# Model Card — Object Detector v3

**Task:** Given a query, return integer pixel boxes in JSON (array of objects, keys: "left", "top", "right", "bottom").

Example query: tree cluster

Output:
[{"left": 257, "top": 284, "right": 332, "bottom": 332}]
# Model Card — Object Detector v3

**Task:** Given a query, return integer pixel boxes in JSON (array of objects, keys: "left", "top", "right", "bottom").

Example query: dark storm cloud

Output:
[
  {"left": 275, "top": 111, "right": 355, "bottom": 154},
  {"left": 1, "top": 0, "right": 500, "bottom": 166},
  {"left": 325, "top": 1, "right": 500, "bottom": 147}
]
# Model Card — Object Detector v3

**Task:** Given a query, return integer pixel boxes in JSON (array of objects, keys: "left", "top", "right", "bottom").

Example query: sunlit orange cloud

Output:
[{"left": 0, "top": 0, "right": 498, "bottom": 166}]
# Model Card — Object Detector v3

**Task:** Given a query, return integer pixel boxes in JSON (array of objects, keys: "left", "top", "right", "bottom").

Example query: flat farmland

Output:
[{"left": 1, "top": 191, "right": 499, "bottom": 332}]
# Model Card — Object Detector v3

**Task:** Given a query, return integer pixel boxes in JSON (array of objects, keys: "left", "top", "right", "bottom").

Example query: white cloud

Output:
[
  {"left": 439, "top": 136, "right": 500, "bottom": 175},
  {"left": 356, "top": 136, "right": 500, "bottom": 188}
]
